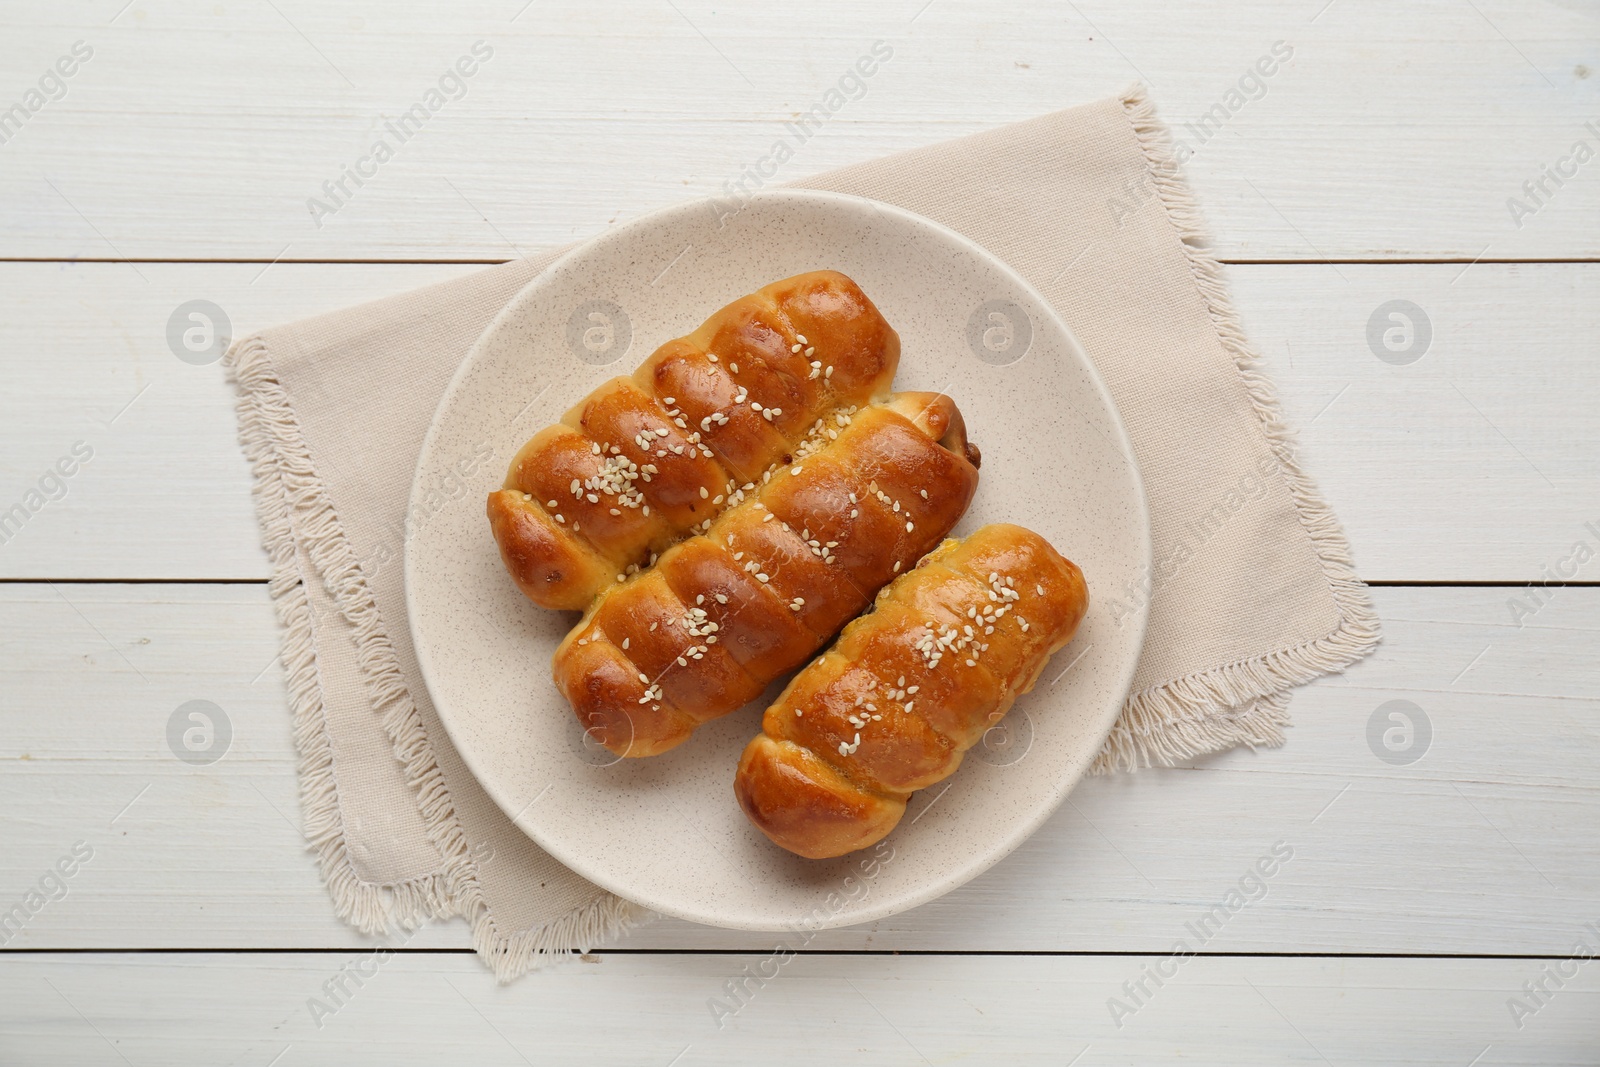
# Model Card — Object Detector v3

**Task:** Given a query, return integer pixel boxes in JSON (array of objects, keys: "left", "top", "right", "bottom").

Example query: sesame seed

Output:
[
  {"left": 796, "top": 334, "right": 808, "bottom": 344},
  {"left": 804, "top": 346, "right": 814, "bottom": 357},
  {"left": 715, "top": 593, "right": 728, "bottom": 604},
  {"left": 707, "top": 353, "right": 718, "bottom": 362},
  {"left": 825, "top": 366, "right": 834, "bottom": 378},
  {"left": 555, "top": 514, "right": 565, "bottom": 523},
  {"left": 730, "top": 362, "right": 739, "bottom": 374},
  {"left": 622, "top": 638, "right": 630, "bottom": 650},
  {"left": 791, "top": 467, "right": 803, "bottom": 476},
  {"left": 906, "top": 521, "right": 914, "bottom": 532},
  {"left": 663, "top": 396, "right": 675, "bottom": 405},
  {"left": 791, "top": 343, "right": 802, "bottom": 353},
  {"left": 1037, "top": 584, "right": 1045, "bottom": 596},
  {"left": 546, "top": 499, "right": 557, "bottom": 508},
  {"left": 892, "top": 561, "right": 901, "bottom": 572},
  {"left": 700, "top": 486, "right": 709, "bottom": 499},
  {"left": 677, "top": 657, "right": 687, "bottom": 666}
]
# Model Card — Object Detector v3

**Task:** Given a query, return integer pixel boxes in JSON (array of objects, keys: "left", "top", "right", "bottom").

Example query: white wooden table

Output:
[{"left": 2, "top": 2, "right": 1597, "bottom": 1063}]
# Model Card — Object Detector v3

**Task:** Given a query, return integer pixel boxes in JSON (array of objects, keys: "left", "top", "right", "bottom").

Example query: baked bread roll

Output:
[
  {"left": 488, "top": 271, "right": 899, "bottom": 611},
  {"left": 553, "top": 392, "right": 981, "bottom": 757},
  {"left": 734, "top": 523, "right": 1088, "bottom": 859}
]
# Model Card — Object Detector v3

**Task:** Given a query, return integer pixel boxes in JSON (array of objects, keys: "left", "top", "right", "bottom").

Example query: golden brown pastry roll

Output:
[
  {"left": 734, "top": 523, "right": 1089, "bottom": 859},
  {"left": 553, "top": 392, "right": 981, "bottom": 757},
  {"left": 488, "top": 271, "right": 899, "bottom": 610}
]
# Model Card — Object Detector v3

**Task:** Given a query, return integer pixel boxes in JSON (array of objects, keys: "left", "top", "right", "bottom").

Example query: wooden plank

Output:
[
  {"left": 1, "top": 261, "right": 1595, "bottom": 581},
  {"left": 1, "top": 952, "right": 1595, "bottom": 1065},
  {"left": 0, "top": 1, "right": 1595, "bottom": 260},
  {"left": 1, "top": 584, "right": 1596, "bottom": 954}
]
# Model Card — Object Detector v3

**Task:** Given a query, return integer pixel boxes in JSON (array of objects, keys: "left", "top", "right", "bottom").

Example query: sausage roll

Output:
[
  {"left": 734, "top": 523, "right": 1088, "bottom": 859},
  {"left": 488, "top": 271, "right": 900, "bottom": 610},
  {"left": 552, "top": 392, "right": 982, "bottom": 757}
]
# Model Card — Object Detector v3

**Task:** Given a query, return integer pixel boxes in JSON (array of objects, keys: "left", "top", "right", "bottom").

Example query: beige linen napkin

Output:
[{"left": 226, "top": 87, "right": 1378, "bottom": 980}]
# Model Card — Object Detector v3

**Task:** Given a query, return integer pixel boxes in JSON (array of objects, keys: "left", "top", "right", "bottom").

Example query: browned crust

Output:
[
  {"left": 491, "top": 271, "right": 900, "bottom": 610},
  {"left": 734, "top": 523, "right": 1089, "bottom": 859},
  {"left": 552, "top": 394, "right": 981, "bottom": 758}
]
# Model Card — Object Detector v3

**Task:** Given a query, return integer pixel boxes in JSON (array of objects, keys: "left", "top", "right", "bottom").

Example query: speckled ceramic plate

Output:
[{"left": 407, "top": 189, "right": 1150, "bottom": 931}]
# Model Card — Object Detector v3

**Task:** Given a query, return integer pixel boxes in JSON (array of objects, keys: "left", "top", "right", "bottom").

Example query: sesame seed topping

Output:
[
  {"left": 621, "top": 638, "right": 629, "bottom": 650},
  {"left": 707, "top": 353, "right": 718, "bottom": 362},
  {"left": 699, "top": 486, "right": 709, "bottom": 499},
  {"left": 796, "top": 334, "right": 808, "bottom": 344}
]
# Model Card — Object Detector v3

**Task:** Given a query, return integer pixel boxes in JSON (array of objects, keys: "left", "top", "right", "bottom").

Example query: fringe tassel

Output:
[
  {"left": 1091, "top": 86, "right": 1383, "bottom": 774},
  {"left": 225, "top": 335, "right": 646, "bottom": 979}
]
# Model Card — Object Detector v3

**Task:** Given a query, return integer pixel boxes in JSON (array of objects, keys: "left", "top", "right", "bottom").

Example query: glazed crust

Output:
[
  {"left": 734, "top": 523, "right": 1089, "bottom": 859},
  {"left": 488, "top": 271, "right": 900, "bottom": 610},
  {"left": 552, "top": 392, "right": 981, "bottom": 757}
]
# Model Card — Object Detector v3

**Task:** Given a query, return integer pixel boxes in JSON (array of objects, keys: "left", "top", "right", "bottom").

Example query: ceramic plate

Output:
[{"left": 407, "top": 190, "right": 1150, "bottom": 931}]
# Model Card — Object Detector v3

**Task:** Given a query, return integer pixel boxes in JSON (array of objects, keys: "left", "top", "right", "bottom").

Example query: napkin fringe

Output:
[
  {"left": 228, "top": 333, "right": 643, "bottom": 975},
  {"left": 1094, "top": 85, "right": 1382, "bottom": 773}
]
